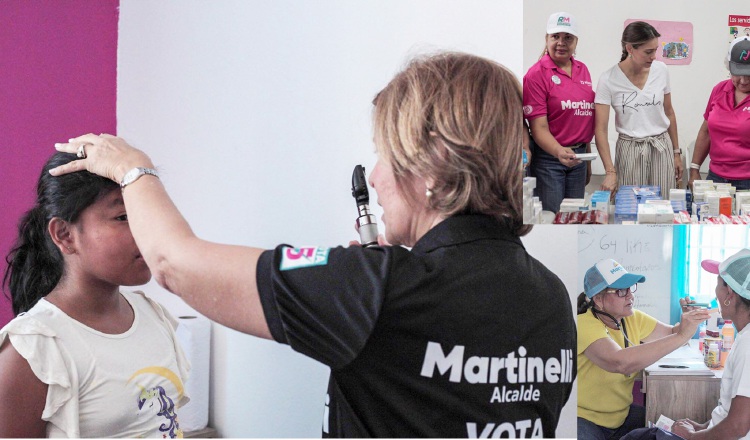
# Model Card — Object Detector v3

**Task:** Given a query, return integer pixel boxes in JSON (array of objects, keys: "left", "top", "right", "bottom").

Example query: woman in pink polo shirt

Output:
[
  {"left": 523, "top": 11, "right": 595, "bottom": 213},
  {"left": 688, "top": 36, "right": 750, "bottom": 191}
]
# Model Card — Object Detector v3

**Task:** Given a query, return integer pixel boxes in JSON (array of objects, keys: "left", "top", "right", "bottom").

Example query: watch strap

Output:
[{"left": 120, "top": 167, "right": 159, "bottom": 189}]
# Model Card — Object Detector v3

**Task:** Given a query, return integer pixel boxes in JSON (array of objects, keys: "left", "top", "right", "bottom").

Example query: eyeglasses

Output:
[{"left": 606, "top": 284, "right": 638, "bottom": 297}]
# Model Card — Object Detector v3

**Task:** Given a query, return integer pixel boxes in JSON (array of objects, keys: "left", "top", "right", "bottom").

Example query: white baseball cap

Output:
[
  {"left": 701, "top": 248, "right": 750, "bottom": 300},
  {"left": 584, "top": 259, "right": 646, "bottom": 298},
  {"left": 547, "top": 12, "right": 579, "bottom": 37}
]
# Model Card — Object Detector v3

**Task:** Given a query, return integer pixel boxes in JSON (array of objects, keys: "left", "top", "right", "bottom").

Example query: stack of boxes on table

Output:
[
  {"left": 613, "top": 185, "right": 671, "bottom": 224},
  {"left": 540, "top": 181, "right": 750, "bottom": 225},
  {"left": 686, "top": 180, "right": 750, "bottom": 224},
  {"left": 522, "top": 177, "right": 544, "bottom": 224},
  {"left": 553, "top": 191, "right": 610, "bottom": 224}
]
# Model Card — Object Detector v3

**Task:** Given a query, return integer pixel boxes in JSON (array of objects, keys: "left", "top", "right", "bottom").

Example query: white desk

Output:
[{"left": 642, "top": 341, "right": 721, "bottom": 425}]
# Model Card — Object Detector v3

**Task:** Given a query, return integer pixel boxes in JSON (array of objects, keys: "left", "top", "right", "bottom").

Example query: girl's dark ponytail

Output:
[
  {"left": 4, "top": 206, "right": 63, "bottom": 315},
  {"left": 3, "top": 152, "right": 119, "bottom": 315}
]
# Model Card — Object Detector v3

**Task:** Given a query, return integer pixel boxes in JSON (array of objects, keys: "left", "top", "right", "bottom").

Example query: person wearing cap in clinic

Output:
[
  {"left": 577, "top": 259, "right": 710, "bottom": 440},
  {"left": 523, "top": 11, "right": 595, "bottom": 213},
  {"left": 672, "top": 249, "right": 750, "bottom": 440},
  {"left": 688, "top": 36, "right": 750, "bottom": 191}
]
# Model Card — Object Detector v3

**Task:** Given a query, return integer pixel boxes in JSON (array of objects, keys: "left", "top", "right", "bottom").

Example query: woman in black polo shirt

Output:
[{"left": 51, "top": 52, "right": 576, "bottom": 438}]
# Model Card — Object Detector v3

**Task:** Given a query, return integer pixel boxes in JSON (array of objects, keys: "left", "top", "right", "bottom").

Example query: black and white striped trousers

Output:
[{"left": 615, "top": 131, "right": 676, "bottom": 196}]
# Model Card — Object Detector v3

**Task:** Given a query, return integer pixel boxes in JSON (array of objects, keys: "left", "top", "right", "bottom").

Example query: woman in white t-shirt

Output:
[
  {"left": 672, "top": 249, "right": 750, "bottom": 440},
  {"left": 594, "top": 21, "right": 684, "bottom": 194}
]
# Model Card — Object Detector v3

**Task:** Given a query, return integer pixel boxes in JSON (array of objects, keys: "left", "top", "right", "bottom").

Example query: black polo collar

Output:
[{"left": 411, "top": 214, "right": 523, "bottom": 255}]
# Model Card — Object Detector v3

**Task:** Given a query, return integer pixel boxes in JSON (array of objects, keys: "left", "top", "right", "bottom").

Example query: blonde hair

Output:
[{"left": 372, "top": 52, "right": 530, "bottom": 237}]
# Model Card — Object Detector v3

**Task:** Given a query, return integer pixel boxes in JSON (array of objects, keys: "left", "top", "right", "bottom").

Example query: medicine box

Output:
[
  {"left": 719, "top": 197, "right": 732, "bottom": 217},
  {"left": 736, "top": 192, "right": 750, "bottom": 213},
  {"left": 591, "top": 191, "right": 611, "bottom": 212},
  {"left": 669, "top": 188, "right": 686, "bottom": 201},
  {"left": 692, "top": 202, "right": 710, "bottom": 221}
]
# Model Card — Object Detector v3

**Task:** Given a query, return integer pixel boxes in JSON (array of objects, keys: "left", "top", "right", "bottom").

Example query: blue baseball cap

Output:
[{"left": 584, "top": 259, "right": 646, "bottom": 298}]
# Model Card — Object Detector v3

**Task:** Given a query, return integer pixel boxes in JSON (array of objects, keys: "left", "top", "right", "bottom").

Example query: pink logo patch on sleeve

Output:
[{"left": 280, "top": 246, "right": 330, "bottom": 271}]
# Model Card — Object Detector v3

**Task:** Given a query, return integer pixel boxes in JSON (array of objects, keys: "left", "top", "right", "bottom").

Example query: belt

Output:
[
  {"left": 617, "top": 132, "right": 670, "bottom": 173},
  {"left": 567, "top": 143, "right": 587, "bottom": 149},
  {"left": 618, "top": 132, "right": 670, "bottom": 155}
]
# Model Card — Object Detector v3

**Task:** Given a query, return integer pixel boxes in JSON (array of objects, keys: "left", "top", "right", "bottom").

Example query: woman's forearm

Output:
[
  {"left": 123, "top": 174, "right": 272, "bottom": 339},
  {"left": 594, "top": 132, "right": 614, "bottom": 172},
  {"left": 590, "top": 332, "right": 692, "bottom": 376},
  {"left": 529, "top": 118, "right": 565, "bottom": 158},
  {"left": 688, "top": 396, "right": 750, "bottom": 440},
  {"left": 690, "top": 120, "right": 711, "bottom": 167},
  {"left": 665, "top": 95, "right": 680, "bottom": 153},
  {"left": 594, "top": 104, "right": 615, "bottom": 172}
]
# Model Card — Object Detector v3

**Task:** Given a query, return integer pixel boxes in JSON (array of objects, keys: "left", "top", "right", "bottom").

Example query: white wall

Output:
[
  {"left": 524, "top": 0, "right": 746, "bottom": 176},
  {"left": 117, "top": 1, "right": 532, "bottom": 437},
  {"left": 520, "top": 225, "right": 579, "bottom": 439}
]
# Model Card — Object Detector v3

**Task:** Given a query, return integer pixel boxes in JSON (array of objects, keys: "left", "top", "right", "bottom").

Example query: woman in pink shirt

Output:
[
  {"left": 689, "top": 36, "right": 750, "bottom": 191},
  {"left": 523, "top": 11, "right": 595, "bottom": 213}
]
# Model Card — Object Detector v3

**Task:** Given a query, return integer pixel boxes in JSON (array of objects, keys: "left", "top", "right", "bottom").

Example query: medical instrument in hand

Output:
[{"left": 351, "top": 165, "right": 379, "bottom": 247}]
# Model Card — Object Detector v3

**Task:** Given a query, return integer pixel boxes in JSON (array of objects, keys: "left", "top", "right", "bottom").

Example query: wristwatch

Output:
[{"left": 120, "top": 167, "right": 159, "bottom": 189}]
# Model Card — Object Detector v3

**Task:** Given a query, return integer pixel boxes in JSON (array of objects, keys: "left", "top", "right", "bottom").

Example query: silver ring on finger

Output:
[{"left": 76, "top": 144, "right": 88, "bottom": 159}]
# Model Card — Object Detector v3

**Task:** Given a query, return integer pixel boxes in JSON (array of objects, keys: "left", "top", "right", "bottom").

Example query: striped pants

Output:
[{"left": 615, "top": 131, "right": 676, "bottom": 196}]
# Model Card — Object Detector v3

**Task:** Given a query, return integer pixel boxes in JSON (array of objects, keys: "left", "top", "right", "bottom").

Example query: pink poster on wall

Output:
[{"left": 625, "top": 19, "right": 693, "bottom": 65}]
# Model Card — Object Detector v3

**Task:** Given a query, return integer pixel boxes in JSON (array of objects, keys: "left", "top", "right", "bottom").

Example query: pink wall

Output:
[{"left": 0, "top": 0, "right": 119, "bottom": 326}]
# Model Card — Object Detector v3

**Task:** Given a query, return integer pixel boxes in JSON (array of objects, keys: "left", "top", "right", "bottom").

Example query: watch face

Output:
[
  {"left": 121, "top": 167, "right": 158, "bottom": 188},
  {"left": 123, "top": 169, "right": 139, "bottom": 185}
]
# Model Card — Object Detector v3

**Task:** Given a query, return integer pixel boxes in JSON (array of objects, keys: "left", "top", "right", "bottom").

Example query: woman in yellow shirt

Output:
[{"left": 577, "top": 259, "right": 709, "bottom": 440}]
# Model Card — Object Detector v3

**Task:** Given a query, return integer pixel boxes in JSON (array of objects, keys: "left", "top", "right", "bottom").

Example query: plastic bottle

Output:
[
  {"left": 706, "top": 310, "right": 720, "bottom": 338},
  {"left": 706, "top": 342, "right": 721, "bottom": 369},
  {"left": 721, "top": 320, "right": 735, "bottom": 367}
]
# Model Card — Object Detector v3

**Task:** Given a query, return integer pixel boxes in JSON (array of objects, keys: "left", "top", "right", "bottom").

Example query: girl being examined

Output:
[{"left": 0, "top": 153, "right": 189, "bottom": 438}]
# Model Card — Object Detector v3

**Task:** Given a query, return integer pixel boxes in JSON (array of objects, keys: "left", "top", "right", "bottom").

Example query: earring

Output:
[
  {"left": 724, "top": 299, "right": 731, "bottom": 306},
  {"left": 425, "top": 188, "right": 433, "bottom": 198}
]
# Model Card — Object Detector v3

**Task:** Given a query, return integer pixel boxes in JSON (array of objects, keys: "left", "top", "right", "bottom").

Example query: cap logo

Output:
[
  {"left": 740, "top": 50, "right": 750, "bottom": 61},
  {"left": 610, "top": 266, "right": 624, "bottom": 275},
  {"left": 557, "top": 16, "right": 571, "bottom": 27}
]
